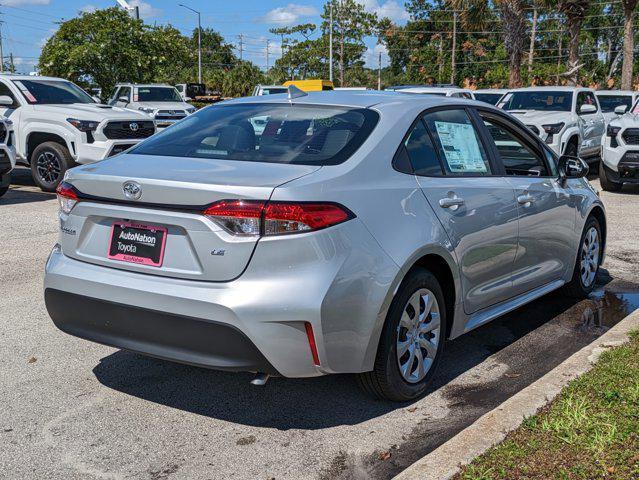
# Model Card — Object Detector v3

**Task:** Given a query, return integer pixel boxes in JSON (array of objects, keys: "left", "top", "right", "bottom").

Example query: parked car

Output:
[
  {"left": 393, "top": 86, "right": 475, "bottom": 99},
  {"left": 595, "top": 90, "right": 639, "bottom": 125},
  {"left": 110, "top": 84, "right": 196, "bottom": 129},
  {"left": 0, "top": 75, "right": 155, "bottom": 191},
  {"left": 252, "top": 85, "right": 289, "bottom": 96},
  {"left": 600, "top": 98, "right": 639, "bottom": 191},
  {"left": 46, "top": 90, "right": 605, "bottom": 401},
  {"left": 498, "top": 86, "right": 605, "bottom": 161},
  {"left": 0, "top": 115, "right": 16, "bottom": 197},
  {"left": 474, "top": 88, "right": 508, "bottom": 105}
]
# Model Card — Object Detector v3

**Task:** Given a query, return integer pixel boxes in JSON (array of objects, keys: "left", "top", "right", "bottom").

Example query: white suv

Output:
[
  {"left": 498, "top": 87, "right": 606, "bottom": 160},
  {"left": 595, "top": 90, "right": 639, "bottom": 125},
  {"left": 109, "top": 83, "right": 195, "bottom": 129},
  {"left": 0, "top": 75, "right": 155, "bottom": 191},
  {"left": 0, "top": 115, "right": 16, "bottom": 197},
  {"left": 600, "top": 99, "right": 639, "bottom": 191}
]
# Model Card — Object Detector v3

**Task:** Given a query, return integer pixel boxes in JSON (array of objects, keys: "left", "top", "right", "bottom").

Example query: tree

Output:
[
  {"left": 321, "top": 0, "right": 378, "bottom": 86},
  {"left": 221, "top": 61, "right": 265, "bottom": 97},
  {"left": 38, "top": 8, "right": 191, "bottom": 99},
  {"left": 620, "top": 0, "right": 638, "bottom": 89}
]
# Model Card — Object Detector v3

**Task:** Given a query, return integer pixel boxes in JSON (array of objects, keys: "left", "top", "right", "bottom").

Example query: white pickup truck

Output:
[
  {"left": 0, "top": 75, "right": 155, "bottom": 191},
  {"left": 0, "top": 115, "right": 16, "bottom": 197},
  {"left": 600, "top": 99, "right": 639, "bottom": 191},
  {"left": 498, "top": 87, "right": 606, "bottom": 161}
]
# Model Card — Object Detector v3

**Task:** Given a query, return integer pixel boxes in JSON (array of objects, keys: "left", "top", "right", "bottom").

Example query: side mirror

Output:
[
  {"left": 579, "top": 104, "right": 597, "bottom": 114},
  {"left": 0, "top": 95, "right": 14, "bottom": 107},
  {"left": 118, "top": 96, "right": 129, "bottom": 104},
  {"left": 558, "top": 154, "right": 589, "bottom": 184},
  {"left": 614, "top": 105, "right": 627, "bottom": 115}
]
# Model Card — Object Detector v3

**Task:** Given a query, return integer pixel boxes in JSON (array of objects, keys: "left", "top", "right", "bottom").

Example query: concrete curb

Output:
[{"left": 394, "top": 309, "right": 639, "bottom": 480}]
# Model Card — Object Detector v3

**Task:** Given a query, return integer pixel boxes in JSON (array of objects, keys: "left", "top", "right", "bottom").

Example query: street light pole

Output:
[
  {"left": 329, "top": 2, "right": 333, "bottom": 82},
  {"left": 179, "top": 4, "right": 202, "bottom": 84}
]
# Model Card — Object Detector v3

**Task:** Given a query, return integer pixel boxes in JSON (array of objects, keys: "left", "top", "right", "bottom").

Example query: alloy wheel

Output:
[
  {"left": 36, "top": 151, "right": 62, "bottom": 186},
  {"left": 580, "top": 226, "right": 600, "bottom": 287},
  {"left": 396, "top": 288, "right": 441, "bottom": 383}
]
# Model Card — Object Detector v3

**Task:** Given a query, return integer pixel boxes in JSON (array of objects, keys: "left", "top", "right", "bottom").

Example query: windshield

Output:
[
  {"left": 597, "top": 94, "right": 633, "bottom": 112},
  {"left": 136, "top": 87, "right": 182, "bottom": 102},
  {"left": 500, "top": 91, "right": 573, "bottom": 112},
  {"left": 475, "top": 93, "right": 503, "bottom": 105},
  {"left": 260, "top": 88, "right": 287, "bottom": 95},
  {"left": 13, "top": 80, "right": 94, "bottom": 105},
  {"left": 131, "top": 103, "right": 379, "bottom": 166}
]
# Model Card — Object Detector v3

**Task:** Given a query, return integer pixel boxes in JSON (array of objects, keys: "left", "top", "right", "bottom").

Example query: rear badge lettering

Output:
[
  {"left": 61, "top": 226, "right": 76, "bottom": 236},
  {"left": 211, "top": 249, "right": 226, "bottom": 256}
]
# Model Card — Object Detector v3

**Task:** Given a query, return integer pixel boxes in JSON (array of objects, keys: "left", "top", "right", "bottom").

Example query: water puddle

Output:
[{"left": 578, "top": 288, "right": 639, "bottom": 334}]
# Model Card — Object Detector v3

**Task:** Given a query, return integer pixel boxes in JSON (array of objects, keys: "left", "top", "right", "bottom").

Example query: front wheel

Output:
[
  {"left": 30, "top": 141, "right": 74, "bottom": 192},
  {"left": 564, "top": 216, "right": 602, "bottom": 297},
  {"left": 599, "top": 161, "right": 622, "bottom": 192},
  {"left": 358, "top": 268, "right": 447, "bottom": 402}
]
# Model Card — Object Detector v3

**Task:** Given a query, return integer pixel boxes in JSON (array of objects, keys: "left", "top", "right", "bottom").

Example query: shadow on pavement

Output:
[
  {"left": 0, "top": 168, "right": 54, "bottom": 206},
  {"left": 92, "top": 277, "right": 639, "bottom": 434}
]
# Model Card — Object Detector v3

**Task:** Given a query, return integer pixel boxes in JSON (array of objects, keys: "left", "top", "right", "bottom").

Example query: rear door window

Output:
[
  {"left": 132, "top": 103, "right": 379, "bottom": 166},
  {"left": 422, "top": 109, "right": 492, "bottom": 175},
  {"left": 397, "top": 119, "right": 443, "bottom": 176}
]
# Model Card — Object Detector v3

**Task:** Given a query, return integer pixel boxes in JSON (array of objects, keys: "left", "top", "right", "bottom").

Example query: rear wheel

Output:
[
  {"left": 0, "top": 173, "right": 9, "bottom": 197},
  {"left": 599, "top": 161, "right": 622, "bottom": 192},
  {"left": 358, "top": 268, "right": 446, "bottom": 402},
  {"left": 564, "top": 216, "right": 602, "bottom": 297},
  {"left": 30, "top": 141, "right": 74, "bottom": 192}
]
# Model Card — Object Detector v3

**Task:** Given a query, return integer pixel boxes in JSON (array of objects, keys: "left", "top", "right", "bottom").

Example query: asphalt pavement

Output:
[{"left": 2, "top": 167, "right": 639, "bottom": 480}]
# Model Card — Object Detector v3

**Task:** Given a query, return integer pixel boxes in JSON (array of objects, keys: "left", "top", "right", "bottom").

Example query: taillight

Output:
[
  {"left": 56, "top": 181, "right": 79, "bottom": 214},
  {"left": 203, "top": 200, "right": 353, "bottom": 236}
]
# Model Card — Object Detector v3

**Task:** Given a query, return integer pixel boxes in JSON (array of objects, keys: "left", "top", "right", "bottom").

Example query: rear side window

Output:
[
  {"left": 131, "top": 103, "right": 379, "bottom": 166},
  {"left": 402, "top": 120, "right": 442, "bottom": 176},
  {"left": 422, "top": 109, "right": 492, "bottom": 175}
]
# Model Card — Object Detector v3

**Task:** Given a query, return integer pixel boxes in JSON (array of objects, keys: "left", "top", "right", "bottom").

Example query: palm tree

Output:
[
  {"left": 549, "top": 0, "right": 592, "bottom": 85},
  {"left": 447, "top": 0, "right": 527, "bottom": 88},
  {"left": 621, "top": 0, "right": 638, "bottom": 89}
]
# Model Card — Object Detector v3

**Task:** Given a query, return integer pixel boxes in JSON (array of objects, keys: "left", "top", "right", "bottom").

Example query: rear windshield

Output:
[
  {"left": 131, "top": 103, "right": 379, "bottom": 166},
  {"left": 499, "top": 91, "right": 573, "bottom": 112},
  {"left": 260, "top": 88, "right": 287, "bottom": 95},
  {"left": 137, "top": 87, "right": 182, "bottom": 102},
  {"left": 474, "top": 93, "right": 502, "bottom": 105},
  {"left": 597, "top": 94, "right": 633, "bottom": 112}
]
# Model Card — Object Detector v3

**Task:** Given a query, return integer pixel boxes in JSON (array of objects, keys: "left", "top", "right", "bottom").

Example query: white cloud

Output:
[
  {"left": 358, "top": 0, "right": 409, "bottom": 23},
  {"left": 260, "top": 4, "right": 319, "bottom": 25},
  {"left": 80, "top": 4, "right": 97, "bottom": 14},
  {"left": 128, "top": 0, "right": 162, "bottom": 19},
  {"left": 2, "top": 0, "right": 50, "bottom": 5},
  {"left": 365, "top": 43, "right": 389, "bottom": 68}
]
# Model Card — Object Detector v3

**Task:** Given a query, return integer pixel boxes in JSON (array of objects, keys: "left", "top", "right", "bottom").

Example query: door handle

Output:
[
  {"left": 439, "top": 197, "right": 465, "bottom": 210},
  {"left": 517, "top": 193, "right": 535, "bottom": 205}
]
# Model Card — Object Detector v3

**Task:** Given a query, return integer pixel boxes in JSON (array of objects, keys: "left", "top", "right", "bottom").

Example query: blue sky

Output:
[{"left": 2, "top": 0, "right": 410, "bottom": 74}]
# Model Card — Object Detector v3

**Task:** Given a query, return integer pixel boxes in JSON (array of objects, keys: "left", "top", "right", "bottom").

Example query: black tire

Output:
[
  {"left": 30, "top": 141, "right": 74, "bottom": 192},
  {"left": 0, "top": 173, "right": 8, "bottom": 197},
  {"left": 564, "top": 137, "right": 578, "bottom": 157},
  {"left": 564, "top": 216, "right": 602, "bottom": 298},
  {"left": 0, "top": 185, "right": 7, "bottom": 197},
  {"left": 358, "top": 268, "right": 447, "bottom": 402},
  {"left": 599, "top": 161, "right": 622, "bottom": 192}
]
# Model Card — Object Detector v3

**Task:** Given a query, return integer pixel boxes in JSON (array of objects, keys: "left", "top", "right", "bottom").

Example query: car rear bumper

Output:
[
  {"left": 76, "top": 139, "right": 145, "bottom": 164},
  {"left": 45, "top": 288, "right": 279, "bottom": 374}
]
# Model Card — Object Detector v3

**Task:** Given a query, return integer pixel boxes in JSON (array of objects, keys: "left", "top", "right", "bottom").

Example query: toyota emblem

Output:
[
  {"left": 129, "top": 122, "right": 139, "bottom": 132},
  {"left": 122, "top": 181, "right": 142, "bottom": 200}
]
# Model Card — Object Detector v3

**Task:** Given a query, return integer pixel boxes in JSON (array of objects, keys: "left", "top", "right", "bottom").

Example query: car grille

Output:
[
  {"left": 103, "top": 121, "right": 155, "bottom": 140},
  {"left": 108, "top": 143, "right": 136, "bottom": 157},
  {"left": 622, "top": 128, "right": 639, "bottom": 145},
  {"left": 0, "top": 122, "right": 6, "bottom": 143},
  {"left": 526, "top": 125, "right": 540, "bottom": 135},
  {"left": 156, "top": 110, "right": 187, "bottom": 121}
]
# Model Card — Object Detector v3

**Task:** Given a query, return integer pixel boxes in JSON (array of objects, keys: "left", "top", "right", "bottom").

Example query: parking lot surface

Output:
[{"left": 2, "top": 168, "right": 639, "bottom": 480}]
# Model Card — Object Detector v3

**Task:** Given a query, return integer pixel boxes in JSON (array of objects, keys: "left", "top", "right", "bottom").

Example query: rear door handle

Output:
[
  {"left": 439, "top": 197, "right": 465, "bottom": 210},
  {"left": 517, "top": 194, "right": 535, "bottom": 205}
]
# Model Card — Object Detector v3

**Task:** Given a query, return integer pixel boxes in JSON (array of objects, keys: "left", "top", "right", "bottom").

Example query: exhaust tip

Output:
[{"left": 250, "top": 372, "right": 270, "bottom": 386}]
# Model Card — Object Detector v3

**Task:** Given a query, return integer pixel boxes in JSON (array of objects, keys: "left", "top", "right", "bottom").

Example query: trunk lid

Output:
[{"left": 61, "top": 154, "right": 321, "bottom": 281}]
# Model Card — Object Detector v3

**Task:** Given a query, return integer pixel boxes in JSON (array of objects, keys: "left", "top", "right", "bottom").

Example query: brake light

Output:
[
  {"left": 203, "top": 200, "right": 353, "bottom": 236},
  {"left": 56, "top": 181, "right": 79, "bottom": 214}
]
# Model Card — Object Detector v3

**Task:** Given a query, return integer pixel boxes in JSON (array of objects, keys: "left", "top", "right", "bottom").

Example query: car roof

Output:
[
  {"left": 116, "top": 83, "right": 175, "bottom": 88},
  {"left": 595, "top": 90, "right": 638, "bottom": 95},
  {"left": 0, "top": 74, "right": 68, "bottom": 82},
  {"left": 221, "top": 89, "right": 480, "bottom": 109},
  {"left": 257, "top": 85, "right": 288, "bottom": 89},
  {"left": 398, "top": 86, "right": 471, "bottom": 94},
  {"left": 505, "top": 86, "right": 591, "bottom": 92},
  {"left": 475, "top": 89, "right": 508, "bottom": 94}
]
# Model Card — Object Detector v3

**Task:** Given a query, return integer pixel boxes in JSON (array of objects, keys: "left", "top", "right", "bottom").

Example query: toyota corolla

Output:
[{"left": 45, "top": 89, "right": 605, "bottom": 401}]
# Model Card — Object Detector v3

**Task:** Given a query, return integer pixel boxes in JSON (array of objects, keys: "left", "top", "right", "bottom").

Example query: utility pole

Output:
[
  {"left": 0, "top": 16, "right": 4, "bottom": 73},
  {"left": 528, "top": 5, "right": 538, "bottom": 74},
  {"left": 377, "top": 52, "right": 382, "bottom": 90},
  {"left": 9, "top": 52, "right": 13, "bottom": 73},
  {"left": 179, "top": 4, "right": 202, "bottom": 84},
  {"left": 329, "top": 1, "right": 333, "bottom": 82},
  {"left": 238, "top": 34, "right": 243, "bottom": 61},
  {"left": 134, "top": 5, "right": 139, "bottom": 19},
  {"left": 451, "top": 11, "right": 457, "bottom": 85},
  {"left": 266, "top": 39, "right": 270, "bottom": 71}
]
